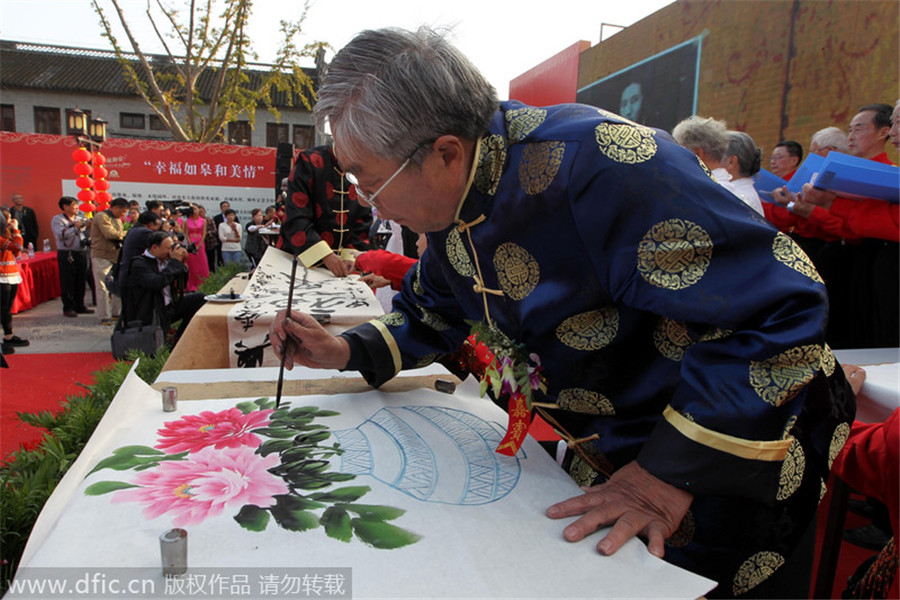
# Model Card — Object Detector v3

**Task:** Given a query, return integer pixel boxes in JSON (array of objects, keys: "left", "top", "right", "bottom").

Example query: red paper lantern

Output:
[
  {"left": 93, "top": 152, "right": 106, "bottom": 166},
  {"left": 75, "top": 176, "right": 94, "bottom": 189},
  {"left": 93, "top": 166, "right": 109, "bottom": 179},
  {"left": 77, "top": 189, "right": 95, "bottom": 204},
  {"left": 95, "top": 191, "right": 112, "bottom": 205},
  {"left": 94, "top": 179, "right": 111, "bottom": 191},
  {"left": 73, "top": 163, "right": 92, "bottom": 177},
  {"left": 72, "top": 147, "right": 91, "bottom": 163}
]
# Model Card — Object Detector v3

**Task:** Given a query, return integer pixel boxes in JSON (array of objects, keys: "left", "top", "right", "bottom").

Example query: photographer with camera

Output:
[
  {"left": 91, "top": 197, "right": 128, "bottom": 325},
  {"left": 121, "top": 231, "right": 206, "bottom": 345},
  {"left": 51, "top": 197, "right": 94, "bottom": 318}
]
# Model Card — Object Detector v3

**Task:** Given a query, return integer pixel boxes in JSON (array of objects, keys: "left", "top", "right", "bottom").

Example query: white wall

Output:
[{"left": 0, "top": 88, "right": 315, "bottom": 146}]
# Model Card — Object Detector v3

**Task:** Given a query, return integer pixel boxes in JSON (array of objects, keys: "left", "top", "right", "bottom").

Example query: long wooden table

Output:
[{"left": 162, "top": 273, "right": 252, "bottom": 372}]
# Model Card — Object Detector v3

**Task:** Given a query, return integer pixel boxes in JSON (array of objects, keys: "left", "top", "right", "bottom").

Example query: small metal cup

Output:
[
  {"left": 159, "top": 528, "right": 187, "bottom": 576},
  {"left": 161, "top": 386, "right": 177, "bottom": 412}
]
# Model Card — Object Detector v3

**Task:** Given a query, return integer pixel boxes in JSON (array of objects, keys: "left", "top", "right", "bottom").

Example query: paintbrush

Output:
[{"left": 275, "top": 255, "right": 299, "bottom": 408}]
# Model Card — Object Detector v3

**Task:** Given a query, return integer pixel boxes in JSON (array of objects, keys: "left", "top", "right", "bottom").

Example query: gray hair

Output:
[
  {"left": 725, "top": 131, "right": 762, "bottom": 177},
  {"left": 809, "top": 127, "right": 849, "bottom": 154},
  {"left": 314, "top": 27, "right": 499, "bottom": 165},
  {"left": 672, "top": 116, "right": 730, "bottom": 162}
]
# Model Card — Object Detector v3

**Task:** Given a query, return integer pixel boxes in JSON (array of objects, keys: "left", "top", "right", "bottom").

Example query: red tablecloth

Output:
[{"left": 11, "top": 252, "right": 61, "bottom": 314}]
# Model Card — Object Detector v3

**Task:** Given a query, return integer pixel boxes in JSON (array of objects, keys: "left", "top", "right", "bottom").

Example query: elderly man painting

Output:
[{"left": 271, "top": 27, "right": 854, "bottom": 599}]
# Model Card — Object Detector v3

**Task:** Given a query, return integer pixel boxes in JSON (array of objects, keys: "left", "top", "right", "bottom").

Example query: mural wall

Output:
[
  {"left": 576, "top": 37, "right": 701, "bottom": 134},
  {"left": 577, "top": 0, "right": 900, "bottom": 161}
]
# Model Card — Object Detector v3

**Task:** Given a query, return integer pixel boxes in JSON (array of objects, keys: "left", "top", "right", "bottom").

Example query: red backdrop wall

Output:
[
  {"left": 509, "top": 41, "right": 590, "bottom": 107},
  {"left": 0, "top": 132, "right": 278, "bottom": 244}
]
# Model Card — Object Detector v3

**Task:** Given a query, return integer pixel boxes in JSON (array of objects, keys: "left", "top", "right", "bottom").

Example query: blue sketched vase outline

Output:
[{"left": 332, "top": 406, "right": 524, "bottom": 505}]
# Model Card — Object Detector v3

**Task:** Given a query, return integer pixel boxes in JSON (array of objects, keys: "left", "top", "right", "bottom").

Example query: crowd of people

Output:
[
  {"left": 0, "top": 181, "right": 403, "bottom": 356},
  {"left": 0, "top": 195, "right": 289, "bottom": 356},
  {"left": 671, "top": 101, "right": 899, "bottom": 351}
]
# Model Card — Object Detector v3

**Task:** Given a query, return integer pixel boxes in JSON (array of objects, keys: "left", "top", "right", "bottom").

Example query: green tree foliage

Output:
[{"left": 91, "top": 0, "right": 325, "bottom": 143}]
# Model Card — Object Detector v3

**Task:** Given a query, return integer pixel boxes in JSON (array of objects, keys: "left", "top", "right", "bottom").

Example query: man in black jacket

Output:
[
  {"left": 10, "top": 193, "right": 39, "bottom": 250},
  {"left": 117, "top": 211, "right": 162, "bottom": 289},
  {"left": 121, "top": 231, "right": 205, "bottom": 342}
]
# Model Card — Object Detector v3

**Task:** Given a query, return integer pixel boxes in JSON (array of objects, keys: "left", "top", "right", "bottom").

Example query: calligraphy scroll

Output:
[{"left": 227, "top": 246, "right": 383, "bottom": 368}]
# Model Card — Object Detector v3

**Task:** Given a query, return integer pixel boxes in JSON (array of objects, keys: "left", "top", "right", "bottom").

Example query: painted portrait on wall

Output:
[{"left": 577, "top": 37, "right": 702, "bottom": 134}]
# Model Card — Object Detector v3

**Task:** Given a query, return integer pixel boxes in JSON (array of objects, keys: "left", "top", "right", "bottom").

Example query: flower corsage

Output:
[{"left": 468, "top": 320, "right": 544, "bottom": 456}]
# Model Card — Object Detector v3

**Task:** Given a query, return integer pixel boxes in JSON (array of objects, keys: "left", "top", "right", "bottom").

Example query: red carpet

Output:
[{"left": 0, "top": 352, "right": 118, "bottom": 460}]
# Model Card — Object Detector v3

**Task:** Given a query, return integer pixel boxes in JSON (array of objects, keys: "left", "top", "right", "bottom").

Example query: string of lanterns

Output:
[{"left": 67, "top": 109, "right": 108, "bottom": 218}]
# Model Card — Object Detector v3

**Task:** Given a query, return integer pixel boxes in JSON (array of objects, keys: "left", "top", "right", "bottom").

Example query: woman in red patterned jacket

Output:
[{"left": 0, "top": 209, "right": 29, "bottom": 354}]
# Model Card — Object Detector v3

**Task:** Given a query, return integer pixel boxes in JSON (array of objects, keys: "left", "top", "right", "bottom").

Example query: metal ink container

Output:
[
  {"left": 161, "top": 386, "right": 177, "bottom": 412},
  {"left": 159, "top": 528, "right": 187, "bottom": 576}
]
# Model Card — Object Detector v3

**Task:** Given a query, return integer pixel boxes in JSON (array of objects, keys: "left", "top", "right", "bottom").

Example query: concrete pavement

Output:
[{"left": 6, "top": 297, "right": 113, "bottom": 355}]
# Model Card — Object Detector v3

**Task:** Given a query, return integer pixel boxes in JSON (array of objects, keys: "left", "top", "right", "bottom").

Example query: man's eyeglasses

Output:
[
  {"left": 344, "top": 140, "right": 434, "bottom": 209},
  {"left": 345, "top": 157, "right": 411, "bottom": 209}
]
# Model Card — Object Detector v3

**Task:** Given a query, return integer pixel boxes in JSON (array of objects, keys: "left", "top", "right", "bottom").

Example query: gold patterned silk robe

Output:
[{"left": 340, "top": 102, "right": 855, "bottom": 597}]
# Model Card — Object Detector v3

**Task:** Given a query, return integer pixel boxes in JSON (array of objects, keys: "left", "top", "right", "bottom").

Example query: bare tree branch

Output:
[{"left": 92, "top": 0, "right": 320, "bottom": 143}]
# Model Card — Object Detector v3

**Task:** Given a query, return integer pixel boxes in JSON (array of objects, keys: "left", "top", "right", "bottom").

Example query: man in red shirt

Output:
[
  {"left": 789, "top": 104, "right": 895, "bottom": 236},
  {"left": 770, "top": 103, "right": 898, "bottom": 349},
  {"left": 768, "top": 140, "right": 803, "bottom": 179},
  {"left": 848, "top": 103, "right": 894, "bottom": 162}
]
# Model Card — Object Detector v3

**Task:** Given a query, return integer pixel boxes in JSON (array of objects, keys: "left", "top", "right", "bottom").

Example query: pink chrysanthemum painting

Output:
[
  {"left": 155, "top": 407, "right": 273, "bottom": 454},
  {"left": 113, "top": 446, "right": 287, "bottom": 527}
]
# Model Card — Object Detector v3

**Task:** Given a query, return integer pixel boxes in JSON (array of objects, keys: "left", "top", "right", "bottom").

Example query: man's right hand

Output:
[
  {"left": 800, "top": 184, "right": 837, "bottom": 210},
  {"left": 771, "top": 186, "right": 796, "bottom": 207},
  {"left": 170, "top": 245, "right": 189, "bottom": 262},
  {"left": 270, "top": 310, "right": 351, "bottom": 370},
  {"left": 322, "top": 252, "right": 348, "bottom": 277}
]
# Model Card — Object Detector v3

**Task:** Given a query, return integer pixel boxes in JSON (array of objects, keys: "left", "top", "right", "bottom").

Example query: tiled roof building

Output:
[{"left": 0, "top": 40, "right": 318, "bottom": 147}]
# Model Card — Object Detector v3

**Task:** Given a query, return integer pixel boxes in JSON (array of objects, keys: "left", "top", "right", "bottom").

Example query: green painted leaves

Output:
[
  {"left": 229, "top": 399, "right": 420, "bottom": 548},
  {"left": 350, "top": 518, "right": 421, "bottom": 549},
  {"left": 83, "top": 480, "right": 139, "bottom": 495},
  {"left": 320, "top": 506, "right": 352, "bottom": 542},
  {"left": 234, "top": 505, "right": 270, "bottom": 532},
  {"left": 88, "top": 445, "right": 188, "bottom": 476}
]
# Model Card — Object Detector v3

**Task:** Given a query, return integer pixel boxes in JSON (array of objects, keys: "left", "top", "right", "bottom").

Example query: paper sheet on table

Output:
[
  {"left": 857, "top": 362, "right": 900, "bottom": 423},
  {"left": 14, "top": 366, "right": 716, "bottom": 599},
  {"left": 226, "top": 246, "right": 383, "bottom": 368}
]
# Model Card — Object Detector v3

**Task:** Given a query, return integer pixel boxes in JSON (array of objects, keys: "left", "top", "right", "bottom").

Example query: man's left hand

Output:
[
  {"left": 546, "top": 461, "right": 693, "bottom": 558},
  {"left": 771, "top": 186, "right": 796, "bottom": 207},
  {"left": 360, "top": 274, "right": 392, "bottom": 289}
]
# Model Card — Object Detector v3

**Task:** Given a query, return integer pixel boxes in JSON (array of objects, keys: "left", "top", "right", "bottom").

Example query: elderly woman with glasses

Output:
[{"left": 270, "top": 27, "right": 855, "bottom": 599}]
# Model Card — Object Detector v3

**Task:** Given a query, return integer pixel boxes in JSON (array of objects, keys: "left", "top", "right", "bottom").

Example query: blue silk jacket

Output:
[{"left": 342, "top": 101, "right": 855, "bottom": 595}]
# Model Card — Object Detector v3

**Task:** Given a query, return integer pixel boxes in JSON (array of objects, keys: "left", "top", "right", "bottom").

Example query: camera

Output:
[{"left": 173, "top": 241, "right": 198, "bottom": 254}]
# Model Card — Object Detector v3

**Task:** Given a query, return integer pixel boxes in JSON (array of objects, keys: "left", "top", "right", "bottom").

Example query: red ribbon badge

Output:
[{"left": 495, "top": 392, "right": 533, "bottom": 456}]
